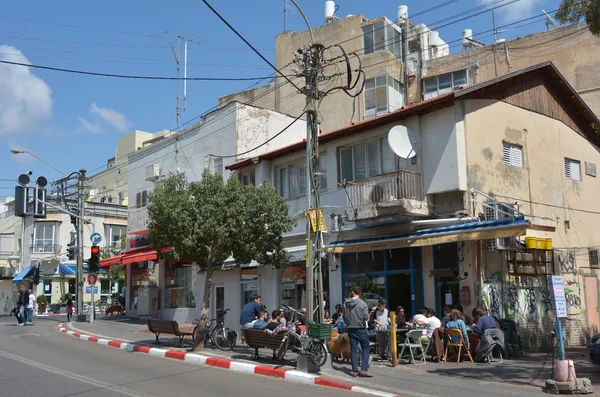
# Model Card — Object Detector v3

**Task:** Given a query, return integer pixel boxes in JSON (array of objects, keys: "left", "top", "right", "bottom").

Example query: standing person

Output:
[
  {"left": 344, "top": 286, "right": 373, "bottom": 378},
  {"left": 17, "top": 285, "right": 29, "bottom": 326},
  {"left": 66, "top": 298, "right": 73, "bottom": 322},
  {"left": 27, "top": 289, "right": 35, "bottom": 325},
  {"left": 240, "top": 294, "right": 261, "bottom": 330},
  {"left": 374, "top": 298, "right": 390, "bottom": 361}
]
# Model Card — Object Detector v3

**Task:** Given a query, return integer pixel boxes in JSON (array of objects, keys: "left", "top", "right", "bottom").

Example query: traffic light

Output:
[
  {"left": 88, "top": 245, "right": 100, "bottom": 273},
  {"left": 67, "top": 243, "right": 75, "bottom": 261},
  {"left": 32, "top": 266, "right": 40, "bottom": 285}
]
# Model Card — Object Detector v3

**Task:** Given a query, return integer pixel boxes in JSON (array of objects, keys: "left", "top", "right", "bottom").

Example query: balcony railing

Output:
[
  {"left": 31, "top": 243, "right": 61, "bottom": 254},
  {"left": 345, "top": 170, "right": 422, "bottom": 208}
]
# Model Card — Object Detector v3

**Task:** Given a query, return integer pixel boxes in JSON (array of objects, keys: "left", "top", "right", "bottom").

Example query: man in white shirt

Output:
[
  {"left": 414, "top": 308, "right": 441, "bottom": 344},
  {"left": 27, "top": 289, "right": 36, "bottom": 325}
]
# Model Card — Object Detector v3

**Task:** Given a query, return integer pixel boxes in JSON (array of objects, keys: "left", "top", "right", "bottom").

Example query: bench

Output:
[
  {"left": 243, "top": 329, "right": 286, "bottom": 359},
  {"left": 147, "top": 319, "right": 195, "bottom": 346}
]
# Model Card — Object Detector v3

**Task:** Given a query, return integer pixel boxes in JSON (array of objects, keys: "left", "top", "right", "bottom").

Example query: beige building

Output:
[
  {"left": 87, "top": 129, "right": 173, "bottom": 205},
  {"left": 228, "top": 62, "right": 600, "bottom": 347},
  {"left": 219, "top": 14, "right": 449, "bottom": 133},
  {"left": 418, "top": 23, "right": 600, "bottom": 117}
]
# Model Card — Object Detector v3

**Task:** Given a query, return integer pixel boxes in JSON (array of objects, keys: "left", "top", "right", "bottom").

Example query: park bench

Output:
[
  {"left": 243, "top": 329, "right": 286, "bottom": 359},
  {"left": 147, "top": 319, "right": 195, "bottom": 346}
]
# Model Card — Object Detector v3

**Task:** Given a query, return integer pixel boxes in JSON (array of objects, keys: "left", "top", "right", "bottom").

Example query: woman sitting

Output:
[
  {"left": 445, "top": 309, "right": 469, "bottom": 347},
  {"left": 469, "top": 306, "right": 498, "bottom": 351}
]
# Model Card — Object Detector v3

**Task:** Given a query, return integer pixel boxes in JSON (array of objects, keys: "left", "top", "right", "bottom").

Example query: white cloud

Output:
[
  {"left": 90, "top": 102, "right": 131, "bottom": 132},
  {"left": 77, "top": 116, "right": 103, "bottom": 134},
  {"left": 77, "top": 102, "right": 131, "bottom": 134},
  {"left": 477, "top": 0, "right": 543, "bottom": 21},
  {"left": 0, "top": 45, "right": 53, "bottom": 135}
]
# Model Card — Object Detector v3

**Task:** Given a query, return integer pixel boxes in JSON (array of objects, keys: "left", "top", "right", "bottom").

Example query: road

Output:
[{"left": 0, "top": 316, "right": 366, "bottom": 397}]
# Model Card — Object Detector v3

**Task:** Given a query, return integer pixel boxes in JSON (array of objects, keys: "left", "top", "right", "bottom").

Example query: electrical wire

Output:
[{"left": 0, "top": 59, "right": 273, "bottom": 81}]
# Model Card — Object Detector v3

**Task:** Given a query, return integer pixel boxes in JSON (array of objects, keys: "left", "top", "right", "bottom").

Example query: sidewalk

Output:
[{"left": 63, "top": 315, "right": 599, "bottom": 395}]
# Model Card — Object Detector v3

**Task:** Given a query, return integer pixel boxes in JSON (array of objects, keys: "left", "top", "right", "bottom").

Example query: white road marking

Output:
[
  {"left": 0, "top": 349, "right": 157, "bottom": 397},
  {"left": 12, "top": 333, "right": 40, "bottom": 338}
]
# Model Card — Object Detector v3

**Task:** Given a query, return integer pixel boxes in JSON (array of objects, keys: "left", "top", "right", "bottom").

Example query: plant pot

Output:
[{"left": 38, "top": 302, "right": 47, "bottom": 314}]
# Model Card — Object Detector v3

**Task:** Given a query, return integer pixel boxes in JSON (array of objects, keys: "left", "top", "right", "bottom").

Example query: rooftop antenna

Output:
[
  {"left": 166, "top": 32, "right": 191, "bottom": 130},
  {"left": 542, "top": 9, "right": 558, "bottom": 30}
]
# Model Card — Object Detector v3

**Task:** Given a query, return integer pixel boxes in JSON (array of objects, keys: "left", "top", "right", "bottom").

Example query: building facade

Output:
[{"left": 227, "top": 62, "right": 600, "bottom": 347}]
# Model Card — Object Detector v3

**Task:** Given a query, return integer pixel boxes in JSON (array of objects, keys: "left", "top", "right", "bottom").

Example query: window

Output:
[
  {"left": 212, "top": 157, "right": 223, "bottom": 176},
  {"left": 33, "top": 222, "right": 59, "bottom": 253},
  {"left": 276, "top": 155, "right": 328, "bottom": 199},
  {"left": 502, "top": 143, "right": 523, "bottom": 167},
  {"left": 363, "top": 21, "right": 402, "bottom": 58},
  {"left": 422, "top": 69, "right": 469, "bottom": 100},
  {"left": 0, "top": 234, "right": 13, "bottom": 255},
  {"left": 164, "top": 265, "right": 195, "bottom": 309},
  {"left": 241, "top": 171, "right": 256, "bottom": 186},
  {"left": 589, "top": 249, "right": 599, "bottom": 267},
  {"left": 565, "top": 158, "right": 581, "bottom": 181},
  {"left": 365, "top": 75, "right": 404, "bottom": 119},
  {"left": 135, "top": 190, "right": 148, "bottom": 208},
  {"left": 104, "top": 225, "right": 126, "bottom": 248},
  {"left": 338, "top": 138, "right": 396, "bottom": 182}
]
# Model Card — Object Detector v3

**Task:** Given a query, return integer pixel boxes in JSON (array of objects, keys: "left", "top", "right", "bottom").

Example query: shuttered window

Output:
[
  {"left": 502, "top": 143, "right": 522, "bottom": 167},
  {"left": 565, "top": 158, "right": 581, "bottom": 181}
]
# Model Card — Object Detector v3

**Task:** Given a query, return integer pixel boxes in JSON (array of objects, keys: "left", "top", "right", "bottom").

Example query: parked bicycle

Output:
[
  {"left": 193, "top": 308, "right": 237, "bottom": 351},
  {"left": 276, "top": 306, "right": 328, "bottom": 367}
]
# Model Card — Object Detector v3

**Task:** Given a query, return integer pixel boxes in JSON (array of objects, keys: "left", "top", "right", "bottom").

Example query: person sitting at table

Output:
[
  {"left": 395, "top": 306, "right": 408, "bottom": 328},
  {"left": 469, "top": 306, "right": 497, "bottom": 351},
  {"left": 323, "top": 310, "right": 333, "bottom": 324},
  {"left": 452, "top": 304, "right": 471, "bottom": 326},
  {"left": 441, "top": 306, "right": 452, "bottom": 326},
  {"left": 471, "top": 308, "right": 480, "bottom": 326},
  {"left": 414, "top": 308, "right": 441, "bottom": 346},
  {"left": 446, "top": 309, "right": 469, "bottom": 347}
]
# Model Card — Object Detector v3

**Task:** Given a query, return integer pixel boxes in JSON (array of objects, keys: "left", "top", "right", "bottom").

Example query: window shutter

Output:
[
  {"left": 502, "top": 144, "right": 511, "bottom": 164},
  {"left": 511, "top": 146, "right": 522, "bottom": 167},
  {"left": 571, "top": 161, "right": 581, "bottom": 181}
]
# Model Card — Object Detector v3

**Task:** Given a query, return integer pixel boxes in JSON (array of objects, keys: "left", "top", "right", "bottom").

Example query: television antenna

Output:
[{"left": 542, "top": 9, "right": 558, "bottom": 30}]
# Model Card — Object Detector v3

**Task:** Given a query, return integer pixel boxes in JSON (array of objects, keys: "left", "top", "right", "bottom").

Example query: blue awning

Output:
[
  {"left": 327, "top": 216, "right": 530, "bottom": 254},
  {"left": 12, "top": 266, "right": 34, "bottom": 284},
  {"left": 58, "top": 263, "right": 76, "bottom": 275}
]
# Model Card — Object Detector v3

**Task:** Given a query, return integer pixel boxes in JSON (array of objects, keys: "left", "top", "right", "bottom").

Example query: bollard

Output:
[{"left": 390, "top": 313, "right": 398, "bottom": 367}]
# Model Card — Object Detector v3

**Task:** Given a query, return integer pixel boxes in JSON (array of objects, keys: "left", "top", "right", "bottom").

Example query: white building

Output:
[{"left": 104, "top": 102, "right": 305, "bottom": 335}]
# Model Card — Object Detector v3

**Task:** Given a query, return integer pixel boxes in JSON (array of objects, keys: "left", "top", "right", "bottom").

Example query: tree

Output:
[
  {"left": 147, "top": 170, "right": 295, "bottom": 351},
  {"left": 556, "top": 0, "right": 600, "bottom": 36}
]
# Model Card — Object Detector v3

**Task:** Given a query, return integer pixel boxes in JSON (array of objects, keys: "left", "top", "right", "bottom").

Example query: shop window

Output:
[
  {"left": 342, "top": 251, "right": 384, "bottom": 274},
  {"left": 412, "top": 247, "right": 422, "bottom": 270},
  {"left": 164, "top": 265, "right": 196, "bottom": 309},
  {"left": 281, "top": 264, "right": 306, "bottom": 309},
  {"left": 68, "top": 279, "right": 76, "bottom": 296},
  {"left": 130, "top": 261, "right": 159, "bottom": 310},
  {"left": 100, "top": 279, "right": 110, "bottom": 295},
  {"left": 343, "top": 275, "right": 385, "bottom": 306},
  {"left": 387, "top": 248, "right": 411, "bottom": 270}
]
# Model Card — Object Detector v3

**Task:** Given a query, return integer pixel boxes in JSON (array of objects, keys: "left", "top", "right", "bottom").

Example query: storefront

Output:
[{"left": 341, "top": 248, "right": 423, "bottom": 318}]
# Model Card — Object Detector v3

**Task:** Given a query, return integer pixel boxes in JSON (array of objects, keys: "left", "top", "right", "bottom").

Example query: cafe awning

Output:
[
  {"left": 100, "top": 254, "right": 123, "bottom": 269},
  {"left": 122, "top": 247, "right": 172, "bottom": 265},
  {"left": 12, "top": 266, "right": 34, "bottom": 284},
  {"left": 327, "top": 216, "right": 530, "bottom": 254}
]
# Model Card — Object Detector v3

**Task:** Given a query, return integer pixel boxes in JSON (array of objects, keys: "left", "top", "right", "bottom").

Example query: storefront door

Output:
[
  {"left": 433, "top": 243, "right": 460, "bottom": 314},
  {"left": 214, "top": 285, "right": 225, "bottom": 319}
]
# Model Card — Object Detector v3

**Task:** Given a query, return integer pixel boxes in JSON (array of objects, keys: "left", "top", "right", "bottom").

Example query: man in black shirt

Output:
[{"left": 17, "top": 285, "right": 29, "bottom": 326}]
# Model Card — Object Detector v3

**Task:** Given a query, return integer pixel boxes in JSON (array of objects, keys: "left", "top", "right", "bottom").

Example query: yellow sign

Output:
[
  {"left": 308, "top": 209, "right": 327, "bottom": 233},
  {"left": 305, "top": 239, "right": 311, "bottom": 268}
]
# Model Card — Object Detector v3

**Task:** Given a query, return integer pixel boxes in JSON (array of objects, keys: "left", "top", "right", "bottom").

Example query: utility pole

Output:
[{"left": 76, "top": 168, "right": 86, "bottom": 322}]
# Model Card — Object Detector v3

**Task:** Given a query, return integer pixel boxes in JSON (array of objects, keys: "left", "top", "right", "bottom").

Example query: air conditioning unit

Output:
[
  {"left": 2, "top": 267, "right": 15, "bottom": 277},
  {"left": 484, "top": 201, "right": 516, "bottom": 251},
  {"left": 146, "top": 164, "right": 160, "bottom": 181},
  {"left": 361, "top": 183, "right": 393, "bottom": 205}
]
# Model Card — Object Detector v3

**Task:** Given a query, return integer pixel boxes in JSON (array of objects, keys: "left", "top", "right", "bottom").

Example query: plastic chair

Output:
[
  {"left": 398, "top": 329, "right": 427, "bottom": 366},
  {"left": 444, "top": 328, "right": 474, "bottom": 364}
]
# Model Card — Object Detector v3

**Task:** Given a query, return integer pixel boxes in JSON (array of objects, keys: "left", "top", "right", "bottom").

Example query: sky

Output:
[{"left": 0, "top": 0, "right": 564, "bottom": 195}]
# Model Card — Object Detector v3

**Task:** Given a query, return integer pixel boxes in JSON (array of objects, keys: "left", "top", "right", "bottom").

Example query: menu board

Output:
[{"left": 547, "top": 275, "right": 568, "bottom": 318}]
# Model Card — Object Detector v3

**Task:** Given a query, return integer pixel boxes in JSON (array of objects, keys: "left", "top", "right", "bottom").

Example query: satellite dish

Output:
[{"left": 388, "top": 125, "right": 417, "bottom": 159}]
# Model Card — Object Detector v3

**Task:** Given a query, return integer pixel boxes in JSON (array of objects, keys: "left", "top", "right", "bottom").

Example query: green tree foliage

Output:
[
  {"left": 556, "top": 0, "right": 600, "bottom": 36},
  {"left": 147, "top": 171, "right": 294, "bottom": 351}
]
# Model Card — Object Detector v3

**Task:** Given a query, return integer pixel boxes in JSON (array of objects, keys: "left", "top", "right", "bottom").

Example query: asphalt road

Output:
[{"left": 0, "top": 317, "right": 366, "bottom": 397}]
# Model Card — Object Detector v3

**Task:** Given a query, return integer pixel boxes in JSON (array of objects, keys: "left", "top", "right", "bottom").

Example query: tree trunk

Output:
[{"left": 192, "top": 261, "right": 213, "bottom": 352}]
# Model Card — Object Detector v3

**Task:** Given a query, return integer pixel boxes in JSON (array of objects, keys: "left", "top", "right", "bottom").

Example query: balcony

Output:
[
  {"left": 345, "top": 170, "right": 428, "bottom": 221},
  {"left": 31, "top": 243, "right": 61, "bottom": 254}
]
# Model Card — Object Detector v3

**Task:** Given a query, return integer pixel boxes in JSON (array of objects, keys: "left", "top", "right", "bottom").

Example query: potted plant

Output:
[{"left": 36, "top": 295, "right": 48, "bottom": 314}]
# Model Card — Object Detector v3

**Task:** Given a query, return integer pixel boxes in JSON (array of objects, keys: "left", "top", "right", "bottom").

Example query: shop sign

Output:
[{"left": 547, "top": 275, "right": 568, "bottom": 318}]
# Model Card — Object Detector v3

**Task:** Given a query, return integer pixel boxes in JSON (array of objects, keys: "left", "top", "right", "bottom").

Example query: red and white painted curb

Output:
[{"left": 57, "top": 323, "right": 399, "bottom": 397}]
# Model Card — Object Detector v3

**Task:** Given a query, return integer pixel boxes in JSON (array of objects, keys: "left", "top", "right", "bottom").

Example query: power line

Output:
[
  {"left": 200, "top": 0, "right": 301, "bottom": 92},
  {"left": 0, "top": 59, "right": 273, "bottom": 81}
]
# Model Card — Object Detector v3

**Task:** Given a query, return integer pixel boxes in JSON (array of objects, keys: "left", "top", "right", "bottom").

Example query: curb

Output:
[{"left": 57, "top": 323, "right": 399, "bottom": 397}]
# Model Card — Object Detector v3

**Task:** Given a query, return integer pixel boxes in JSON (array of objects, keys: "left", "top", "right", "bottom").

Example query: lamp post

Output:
[{"left": 10, "top": 149, "right": 67, "bottom": 176}]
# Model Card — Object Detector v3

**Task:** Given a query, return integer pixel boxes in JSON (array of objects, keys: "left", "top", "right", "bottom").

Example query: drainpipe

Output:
[{"left": 472, "top": 61, "right": 479, "bottom": 84}]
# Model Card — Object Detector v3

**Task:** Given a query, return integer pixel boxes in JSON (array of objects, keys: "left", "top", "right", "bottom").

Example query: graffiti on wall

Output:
[
  {"left": 0, "top": 291, "right": 12, "bottom": 315},
  {"left": 556, "top": 250, "right": 583, "bottom": 312},
  {"left": 557, "top": 250, "right": 577, "bottom": 275}
]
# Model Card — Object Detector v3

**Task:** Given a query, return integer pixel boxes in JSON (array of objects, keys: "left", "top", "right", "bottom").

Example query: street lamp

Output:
[{"left": 10, "top": 148, "right": 67, "bottom": 176}]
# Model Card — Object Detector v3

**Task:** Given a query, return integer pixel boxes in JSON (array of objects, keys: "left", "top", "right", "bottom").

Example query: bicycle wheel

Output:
[
  {"left": 277, "top": 336, "right": 289, "bottom": 360},
  {"left": 308, "top": 341, "right": 328, "bottom": 367},
  {"left": 214, "top": 326, "right": 236, "bottom": 351}
]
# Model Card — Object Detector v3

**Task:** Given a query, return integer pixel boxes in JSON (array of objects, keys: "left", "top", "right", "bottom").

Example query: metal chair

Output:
[
  {"left": 398, "top": 329, "right": 427, "bottom": 366},
  {"left": 444, "top": 328, "right": 474, "bottom": 364}
]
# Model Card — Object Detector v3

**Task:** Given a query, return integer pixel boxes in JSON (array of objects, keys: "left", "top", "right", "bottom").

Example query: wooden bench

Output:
[
  {"left": 243, "top": 329, "right": 286, "bottom": 359},
  {"left": 147, "top": 319, "right": 195, "bottom": 346}
]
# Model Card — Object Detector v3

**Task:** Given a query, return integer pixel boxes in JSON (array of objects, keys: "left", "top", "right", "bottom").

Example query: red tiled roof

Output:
[{"left": 226, "top": 93, "right": 455, "bottom": 170}]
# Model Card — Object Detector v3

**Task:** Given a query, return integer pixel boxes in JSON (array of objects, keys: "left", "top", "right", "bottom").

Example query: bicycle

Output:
[
  {"left": 193, "top": 308, "right": 237, "bottom": 351},
  {"left": 276, "top": 306, "right": 328, "bottom": 367}
]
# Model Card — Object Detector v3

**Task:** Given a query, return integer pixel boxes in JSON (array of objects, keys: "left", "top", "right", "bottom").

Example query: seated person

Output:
[
  {"left": 469, "top": 306, "right": 498, "bottom": 350},
  {"left": 471, "top": 308, "right": 480, "bottom": 326},
  {"left": 252, "top": 310, "right": 269, "bottom": 330},
  {"left": 323, "top": 310, "right": 333, "bottom": 324},
  {"left": 266, "top": 309, "right": 282, "bottom": 331},
  {"left": 264, "top": 310, "right": 293, "bottom": 336},
  {"left": 296, "top": 308, "right": 307, "bottom": 326},
  {"left": 414, "top": 308, "right": 441, "bottom": 345},
  {"left": 335, "top": 308, "right": 347, "bottom": 334},
  {"left": 445, "top": 309, "right": 469, "bottom": 347},
  {"left": 452, "top": 303, "right": 471, "bottom": 326},
  {"left": 441, "top": 306, "right": 452, "bottom": 326},
  {"left": 395, "top": 305, "right": 408, "bottom": 329}
]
